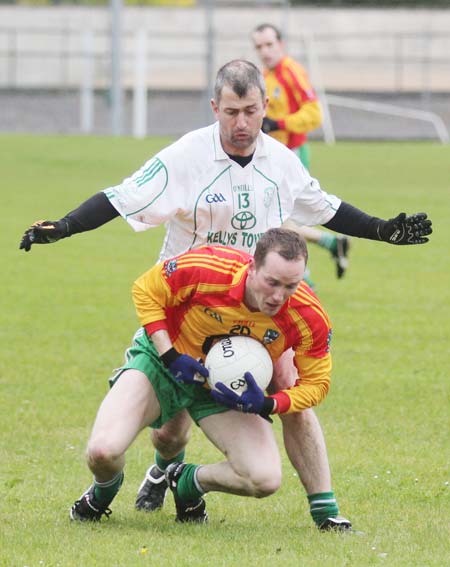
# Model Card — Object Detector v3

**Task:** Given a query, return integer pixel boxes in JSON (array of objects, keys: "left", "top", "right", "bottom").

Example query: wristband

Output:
[
  {"left": 259, "top": 397, "right": 275, "bottom": 419},
  {"left": 160, "top": 347, "right": 180, "bottom": 368}
]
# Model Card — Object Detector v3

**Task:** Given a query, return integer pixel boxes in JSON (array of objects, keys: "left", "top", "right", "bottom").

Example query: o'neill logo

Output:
[{"left": 231, "top": 211, "right": 256, "bottom": 230}]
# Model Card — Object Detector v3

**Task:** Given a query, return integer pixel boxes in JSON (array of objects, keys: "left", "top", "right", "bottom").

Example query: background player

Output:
[{"left": 252, "top": 22, "right": 350, "bottom": 281}]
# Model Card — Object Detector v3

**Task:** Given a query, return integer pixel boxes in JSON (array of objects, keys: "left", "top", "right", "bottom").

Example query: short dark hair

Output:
[
  {"left": 214, "top": 59, "right": 266, "bottom": 103},
  {"left": 254, "top": 228, "right": 308, "bottom": 269},
  {"left": 253, "top": 23, "right": 283, "bottom": 41}
]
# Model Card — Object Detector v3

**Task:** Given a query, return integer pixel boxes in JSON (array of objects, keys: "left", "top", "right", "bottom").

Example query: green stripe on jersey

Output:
[{"left": 136, "top": 157, "right": 165, "bottom": 188}]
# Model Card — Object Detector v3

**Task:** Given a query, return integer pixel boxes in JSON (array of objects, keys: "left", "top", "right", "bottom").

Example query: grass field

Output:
[{"left": 1, "top": 135, "right": 449, "bottom": 567}]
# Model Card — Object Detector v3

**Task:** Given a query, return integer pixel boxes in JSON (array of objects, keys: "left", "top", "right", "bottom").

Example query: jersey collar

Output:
[{"left": 228, "top": 264, "right": 249, "bottom": 303}]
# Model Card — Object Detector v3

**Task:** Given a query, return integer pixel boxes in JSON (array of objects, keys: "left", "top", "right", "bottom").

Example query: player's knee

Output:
[
  {"left": 86, "top": 437, "right": 121, "bottom": 469},
  {"left": 253, "top": 477, "right": 281, "bottom": 498},
  {"left": 151, "top": 425, "right": 190, "bottom": 455},
  {"left": 246, "top": 464, "right": 282, "bottom": 498},
  {"left": 280, "top": 407, "right": 317, "bottom": 429}
]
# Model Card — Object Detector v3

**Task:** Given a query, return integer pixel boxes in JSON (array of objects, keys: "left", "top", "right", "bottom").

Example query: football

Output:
[{"left": 205, "top": 335, "right": 273, "bottom": 395}]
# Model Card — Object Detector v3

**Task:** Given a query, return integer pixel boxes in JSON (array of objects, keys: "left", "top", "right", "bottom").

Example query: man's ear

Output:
[
  {"left": 211, "top": 98, "right": 219, "bottom": 117},
  {"left": 247, "top": 258, "right": 256, "bottom": 277}
]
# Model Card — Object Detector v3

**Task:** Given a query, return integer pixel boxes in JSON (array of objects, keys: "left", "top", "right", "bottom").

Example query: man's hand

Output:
[
  {"left": 378, "top": 212, "right": 432, "bottom": 245},
  {"left": 211, "top": 372, "right": 273, "bottom": 419},
  {"left": 261, "top": 117, "right": 280, "bottom": 134},
  {"left": 19, "top": 219, "right": 69, "bottom": 252},
  {"left": 160, "top": 348, "right": 209, "bottom": 385}
]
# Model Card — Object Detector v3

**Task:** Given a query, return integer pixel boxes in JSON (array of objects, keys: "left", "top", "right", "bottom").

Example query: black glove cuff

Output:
[
  {"left": 259, "top": 397, "right": 275, "bottom": 419},
  {"left": 160, "top": 347, "right": 180, "bottom": 368},
  {"left": 57, "top": 218, "right": 71, "bottom": 238},
  {"left": 376, "top": 220, "right": 391, "bottom": 242}
]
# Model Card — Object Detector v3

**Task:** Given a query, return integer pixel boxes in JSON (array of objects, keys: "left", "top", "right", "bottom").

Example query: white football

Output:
[{"left": 205, "top": 336, "right": 273, "bottom": 395}]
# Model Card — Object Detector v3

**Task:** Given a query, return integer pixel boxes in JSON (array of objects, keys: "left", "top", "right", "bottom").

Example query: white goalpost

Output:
[{"left": 302, "top": 31, "right": 449, "bottom": 145}]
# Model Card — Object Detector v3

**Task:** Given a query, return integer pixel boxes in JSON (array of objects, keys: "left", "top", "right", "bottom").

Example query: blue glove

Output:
[
  {"left": 160, "top": 347, "right": 209, "bottom": 384},
  {"left": 211, "top": 372, "right": 274, "bottom": 419}
]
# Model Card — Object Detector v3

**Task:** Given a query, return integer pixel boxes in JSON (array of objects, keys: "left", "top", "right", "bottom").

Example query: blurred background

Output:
[{"left": 1, "top": 0, "right": 449, "bottom": 142}]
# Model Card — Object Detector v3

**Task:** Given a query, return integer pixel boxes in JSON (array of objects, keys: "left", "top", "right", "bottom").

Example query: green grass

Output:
[{"left": 1, "top": 135, "right": 449, "bottom": 567}]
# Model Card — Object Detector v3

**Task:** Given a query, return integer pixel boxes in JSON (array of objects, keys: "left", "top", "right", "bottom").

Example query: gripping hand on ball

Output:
[
  {"left": 160, "top": 347, "right": 209, "bottom": 385},
  {"left": 20, "top": 219, "right": 69, "bottom": 252},
  {"left": 377, "top": 212, "right": 432, "bottom": 245},
  {"left": 211, "top": 372, "right": 274, "bottom": 420}
]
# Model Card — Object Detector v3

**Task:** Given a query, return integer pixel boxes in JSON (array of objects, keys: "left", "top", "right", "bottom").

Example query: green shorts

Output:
[{"left": 109, "top": 328, "right": 228, "bottom": 429}]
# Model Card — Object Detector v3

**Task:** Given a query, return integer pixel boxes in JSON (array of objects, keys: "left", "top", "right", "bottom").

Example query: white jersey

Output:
[{"left": 103, "top": 122, "right": 340, "bottom": 261}]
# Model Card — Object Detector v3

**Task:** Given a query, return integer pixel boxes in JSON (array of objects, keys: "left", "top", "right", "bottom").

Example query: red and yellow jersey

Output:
[
  {"left": 264, "top": 56, "right": 322, "bottom": 149},
  {"left": 132, "top": 245, "right": 332, "bottom": 415}
]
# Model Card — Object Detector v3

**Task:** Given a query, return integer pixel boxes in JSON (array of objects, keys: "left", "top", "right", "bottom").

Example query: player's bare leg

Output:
[
  {"left": 298, "top": 226, "right": 350, "bottom": 280},
  {"left": 283, "top": 221, "right": 350, "bottom": 280},
  {"left": 86, "top": 369, "right": 159, "bottom": 478},
  {"left": 296, "top": 225, "right": 326, "bottom": 244},
  {"left": 196, "top": 411, "right": 281, "bottom": 496},
  {"left": 164, "top": 410, "right": 281, "bottom": 522},
  {"left": 270, "top": 350, "right": 352, "bottom": 531},
  {"left": 280, "top": 408, "right": 331, "bottom": 493},
  {"left": 151, "top": 411, "right": 192, "bottom": 460},
  {"left": 71, "top": 370, "right": 160, "bottom": 521},
  {"left": 136, "top": 411, "right": 192, "bottom": 512}
]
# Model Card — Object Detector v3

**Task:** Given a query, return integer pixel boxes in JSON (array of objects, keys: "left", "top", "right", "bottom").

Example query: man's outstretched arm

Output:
[
  {"left": 19, "top": 192, "right": 119, "bottom": 251},
  {"left": 322, "top": 202, "right": 432, "bottom": 245}
]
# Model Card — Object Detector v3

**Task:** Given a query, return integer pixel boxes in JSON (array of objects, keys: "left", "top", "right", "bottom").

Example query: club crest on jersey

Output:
[
  {"left": 164, "top": 259, "right": 178, "bottom": 277},
  {"left": 264, "top": 186, "right": 275, "bottom": 208},
  {"left": 263, "top": 329, "right": 280, "bottom": 344}
]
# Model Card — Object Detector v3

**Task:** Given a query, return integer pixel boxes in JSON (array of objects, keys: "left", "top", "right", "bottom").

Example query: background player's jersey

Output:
[
  {"left": 132, "top": 245, "right": 332, "bottom": 414},
  {"left": 264, "top": 56, "right": 321, "bottom": 149},
  {"left": 103, "top": 122, "right": 340, "bottom": 260}
]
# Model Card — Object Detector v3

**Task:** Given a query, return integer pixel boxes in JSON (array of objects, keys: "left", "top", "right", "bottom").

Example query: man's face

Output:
[
  {"left": 245, "top": 251, "right": 305, "bottom": 317},
  {"left": 211, "top": 85, "right": 267, "bottom": 156},
  {"left": 253, "top": 27, "right": 285, "bottom": 70}
]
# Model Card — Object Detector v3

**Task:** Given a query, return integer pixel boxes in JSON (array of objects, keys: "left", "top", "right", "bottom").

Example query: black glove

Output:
[
  {"left": 377, "top": 212, "right": 432, "bottom": 245},
  {"left": 160, "top": 347, "right": 209, "bottom": 385},
  {"left": 210, "top": 372, "right": 274, "bottom": 421},
  {"left": 261, "top": 117, "right": 280, "bottom": 134},
  {"left": 19, "top": 219, "right": 70, "bottom": 252}
]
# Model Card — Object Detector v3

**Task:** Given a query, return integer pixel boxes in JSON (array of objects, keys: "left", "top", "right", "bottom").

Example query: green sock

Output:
[
  {"left": 317, "top": 233, "right": 337, "bottom": 252},
  {"left": 175, "top": 464, "right": 203, "bottom": 502},
  {"left": 155, "top": 450, "right": 185, "bottom": 472},
  {"left": 308, "top": 491, "right": 339, "bottom": 526},
  {"left": 93, "top": 470, "right": 124, "bottom": 506}
]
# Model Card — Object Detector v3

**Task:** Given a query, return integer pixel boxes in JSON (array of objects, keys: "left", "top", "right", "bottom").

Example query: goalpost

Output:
[
  {"left": 302, "top": 31, "right": 449, "bottom": 145},
  {"left": 325, "top": 94, "right": 449, "bottom": 144}
]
